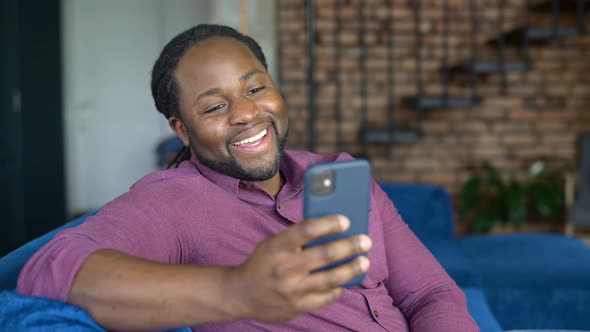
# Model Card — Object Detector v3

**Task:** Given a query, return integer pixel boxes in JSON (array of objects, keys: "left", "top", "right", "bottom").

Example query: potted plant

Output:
[{"left": 459, "top": 159, "right": 566, "bottom": 233}]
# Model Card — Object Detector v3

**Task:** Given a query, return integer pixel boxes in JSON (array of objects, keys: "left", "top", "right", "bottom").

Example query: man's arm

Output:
[
  {"left": 68, "top": 250, "right": 240, "bottom": 330},
  {"left": 372, "top": 184, "right": 478, "bottom": 332},
  {"left": 383, "top": 223, "right": 478, "bottom": 331},
  {"left": 30, "top": 215, "right": 370, "bottom": 331}
]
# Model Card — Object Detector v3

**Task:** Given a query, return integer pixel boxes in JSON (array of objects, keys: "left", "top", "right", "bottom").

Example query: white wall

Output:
[
  {"left": 62, "top": 0, "right": 276, "bottom": 215},
  {"left": 208, "top": 0, "right": 277, "bottom": 77}
]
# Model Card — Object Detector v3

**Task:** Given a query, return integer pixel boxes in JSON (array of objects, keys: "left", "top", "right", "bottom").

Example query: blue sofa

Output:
[
  {"left": 0, "top": 184, "right": 507, "bottom": 331},
  {"left": 381, "top": 183, "right": 590, "bottom": 331}
]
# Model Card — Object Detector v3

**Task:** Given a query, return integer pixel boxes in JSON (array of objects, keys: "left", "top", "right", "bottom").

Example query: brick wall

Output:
[{"left": 278, "top": 0, "right": 590, "bottom": 207}]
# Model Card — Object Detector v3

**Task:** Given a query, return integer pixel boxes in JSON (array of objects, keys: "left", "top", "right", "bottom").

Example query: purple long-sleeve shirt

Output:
[{"left": 18, "top": 150, "right": 478, "bottom": 331}]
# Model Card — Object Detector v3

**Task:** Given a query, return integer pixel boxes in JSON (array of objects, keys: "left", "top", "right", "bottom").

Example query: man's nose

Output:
[{"left": 228, "top": 97, "right": 261, "bottom": 125}]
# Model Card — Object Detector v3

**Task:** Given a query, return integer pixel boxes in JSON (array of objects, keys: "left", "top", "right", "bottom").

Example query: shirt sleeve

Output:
[
  {"left": 372, "top": 183, "right": 479, "bottom": 332},
  {"left": 16, "top": 187, "right": 198, "bottom": 302}
]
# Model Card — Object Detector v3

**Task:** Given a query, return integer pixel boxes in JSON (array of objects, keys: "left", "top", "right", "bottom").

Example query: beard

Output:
[{"left": 191, "top": 124, "right": 288, "bottom": 182}]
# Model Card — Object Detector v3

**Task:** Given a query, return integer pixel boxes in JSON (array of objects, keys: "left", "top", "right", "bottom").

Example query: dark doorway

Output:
[{"left": 0, "top": 0, "right": 65, "bottom": 256}]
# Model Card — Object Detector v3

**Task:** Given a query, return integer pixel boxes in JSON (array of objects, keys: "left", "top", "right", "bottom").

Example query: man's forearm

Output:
[
  {"left": 408, "top": 286, "right": 479, "bottom": 332},
  {"left": 69, "top": 249, "right": 245, "bottom": 331}
]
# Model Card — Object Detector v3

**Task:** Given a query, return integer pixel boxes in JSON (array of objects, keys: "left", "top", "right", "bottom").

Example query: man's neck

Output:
[{"left": 255, "top": 171, "right": 285, "bottom": 199}]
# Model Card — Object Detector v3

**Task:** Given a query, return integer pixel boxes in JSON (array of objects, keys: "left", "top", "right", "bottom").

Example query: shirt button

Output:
[
  {"left": 373, "top": 309, "right": 379, "bottom": 318},
  {"left": 277, "top": 203, "right": 282, "bottom": 209}
]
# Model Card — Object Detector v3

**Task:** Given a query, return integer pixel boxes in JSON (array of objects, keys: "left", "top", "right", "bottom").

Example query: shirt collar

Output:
[
  {"left": 189, "top": 150, "right": 306, "bottom": 197},
  {"left": 279, "top": 150, "right": 305, "bottom": 193},
  {"left": 190, "top": 155, "right": 241, "bottom": 196}
]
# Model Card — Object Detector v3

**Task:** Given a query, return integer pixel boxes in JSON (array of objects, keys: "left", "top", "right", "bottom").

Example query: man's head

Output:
[
  {"left": 150, "top": 24, "right": 288, "bottom": 181},
  {"left": 151, "top": 24, "right": 269, "bottom": 120}
]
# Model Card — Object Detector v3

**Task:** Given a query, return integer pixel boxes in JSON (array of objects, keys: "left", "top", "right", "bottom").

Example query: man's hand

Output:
[{"left": 227, "top": 215, "right": 372, "bottom": 323}]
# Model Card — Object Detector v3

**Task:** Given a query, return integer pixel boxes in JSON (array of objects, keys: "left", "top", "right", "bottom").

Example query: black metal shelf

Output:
[
  {"left": 532, "top": 0, "right": 589, "bottom": 12},
  {"left": 402, "top": 95, "right": 482, "bottom": 109},
  {"left": 448, "top": 60, "right": 532, "bottom": 76},
  {"left": 489, "top": 26, "right": 583, "bottom": 45},
  {"left": 362, "top": 128, "right": 422, "bottom": 144}
]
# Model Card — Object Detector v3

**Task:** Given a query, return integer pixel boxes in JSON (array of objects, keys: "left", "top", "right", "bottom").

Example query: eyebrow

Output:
[
  {"left": 193, "top": 69, "right": 265, "bottom": 105},
  {"left": 239, "top": 69, "right": 264, "bottom": 82},
  {"left": 194, "top": 87, "right": 222, "bottom": 104}
]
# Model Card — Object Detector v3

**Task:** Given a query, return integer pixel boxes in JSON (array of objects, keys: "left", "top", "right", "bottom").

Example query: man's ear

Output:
[{"left": 168, "top": 116, "right": 190, "bottom": 147}]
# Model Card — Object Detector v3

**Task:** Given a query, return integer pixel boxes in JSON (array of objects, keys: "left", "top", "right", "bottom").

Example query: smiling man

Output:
[{"left": 17, "top": 24, "right": 478, "bottom": 331}]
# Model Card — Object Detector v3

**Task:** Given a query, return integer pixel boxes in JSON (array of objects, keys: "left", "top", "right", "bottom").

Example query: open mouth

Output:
[{"left": 232, "top": 128, "right": 268, "bottom": 147}]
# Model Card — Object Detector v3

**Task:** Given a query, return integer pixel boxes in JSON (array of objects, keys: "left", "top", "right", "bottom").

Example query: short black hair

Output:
[{"left": 150, "top": 24, "right": 268, "bottom": 119}]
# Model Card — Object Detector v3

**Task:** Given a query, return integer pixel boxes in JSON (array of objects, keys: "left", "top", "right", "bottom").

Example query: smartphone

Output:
[{"left": 303, "top": 159, "right": 371, "bottom": 286}]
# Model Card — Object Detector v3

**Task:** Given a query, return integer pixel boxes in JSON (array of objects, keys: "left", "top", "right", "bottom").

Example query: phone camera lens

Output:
[{"left": 311, "top": 170, "right": 334, "bottom": 196}]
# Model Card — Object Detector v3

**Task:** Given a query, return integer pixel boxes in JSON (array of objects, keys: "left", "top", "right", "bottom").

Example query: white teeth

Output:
[{"left": 233, "top": 128, "right": 267, "bottom": 146}]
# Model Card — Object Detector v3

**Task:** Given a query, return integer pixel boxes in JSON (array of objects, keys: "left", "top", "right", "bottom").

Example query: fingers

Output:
[
  {"left": 276, "top": 234, "right": 372, "bottom": 277},
  {"left": 298, "top": 256, "right": 370, "bottom": 293},
  {"left": 234, "top": 216, "right": 371, "bottom": 323},
  {"left": 273, "top": 215, "right": 350, "bottom": 250},
  {"left": 291, "top": 288, "right": 344, "bottom": 313}
]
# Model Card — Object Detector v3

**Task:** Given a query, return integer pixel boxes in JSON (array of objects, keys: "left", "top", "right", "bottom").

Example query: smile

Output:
[{"left": 232, "top": 128, "right": 268, "bottom": 146}]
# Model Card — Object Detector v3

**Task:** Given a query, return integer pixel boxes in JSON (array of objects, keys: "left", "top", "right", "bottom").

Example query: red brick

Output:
[
  {"left": 484, "top": 97, "right": 523, "bottom": 108},
  {"left": 460, "top": 121, "right": 489, "bottom": 133},
  {"left": 512, "top": 146, "right": 554, "bottom": 158},
  {"left": 493, "top": 122, "right": 531, "bottom": 133},
  {"left": 422, "top": 121, "right": 452, "bottom": 133},
  {"left": 542, "top": 134, "right": 576, "bottom": 146},
  {"left": 509, "top": 111, "right": 538, "bottom": 121},
  {"left": 473, "top": 146, "right": 508, "bottom": 159},
  {"left": 405, "top": 157, "right": 437, "bottom": 170},
  {"left": 541, "top": 111, "right": 576, "bottom": 120},
  {"left": 553, "top": 146, "right": 576, "bottom": 158},
  {"left": 502, "top": 133, "right": 537, "bottom": 146}
]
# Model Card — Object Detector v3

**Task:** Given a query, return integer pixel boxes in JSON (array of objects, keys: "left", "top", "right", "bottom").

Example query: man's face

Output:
[{"left": 170, "top": 37, "right": 288, "bottom": 181}]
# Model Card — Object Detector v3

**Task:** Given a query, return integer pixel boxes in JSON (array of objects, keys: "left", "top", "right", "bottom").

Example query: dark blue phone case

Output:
[{"left": 303, "top": 159, "right": 371, "bottom": 287}]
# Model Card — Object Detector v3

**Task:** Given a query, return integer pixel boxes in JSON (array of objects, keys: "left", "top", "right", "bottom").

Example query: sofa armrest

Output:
[
  {"left": 0, "top": 210, "right": 99, "bottom": 291},
  {"left": 463, "top": 287, "right": 502, "bottom": 332}
]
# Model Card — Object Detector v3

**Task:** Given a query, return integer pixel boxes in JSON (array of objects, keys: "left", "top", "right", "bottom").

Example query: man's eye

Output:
[
  {"left": 204, "top": 104, "right": 225, "bottom": 114},
  {"left": 247, "top": 86, "right": 265, "bottom": 95}
]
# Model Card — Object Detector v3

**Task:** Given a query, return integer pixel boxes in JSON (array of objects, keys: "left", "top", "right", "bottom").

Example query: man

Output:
[{"left": 18, "top": 24, "right": 478, "bottom": 331}]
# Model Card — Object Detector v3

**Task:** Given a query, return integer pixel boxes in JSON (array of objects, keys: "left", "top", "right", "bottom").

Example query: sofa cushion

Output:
[
  {"left": 379, "top": 183, "right": 455, "bottom": 244},
  {"left": 460, "top": 234, "right": 590, "bottom": 288},
  {"left": 460, "top": 234, "right": 590, "bottom": 330},
  {"left": 427, "top": 240, "right": 480, "bottom": 287},
  {"left": 481, "top": 287, "right": 590, "bottom": 330},
  {"left": 379, "top": 183, "right": 480, "bottom": 286},
  {"left": 0, "top": 291, "right": 191, "bottom": 332},
  {"left": 0, "top": 291, "right": 105, "bottom": 331}
]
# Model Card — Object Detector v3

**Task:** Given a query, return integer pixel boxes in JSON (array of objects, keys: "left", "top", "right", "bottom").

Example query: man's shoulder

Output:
[
  {"left": 130, "top": 162, "right": 203, "bottom": 191},
  {"left": 95, "top": 162, "right": 222, "bottom": 219},
  {"left": 285, "top": 149, "right": 355, "bottom": 169}
]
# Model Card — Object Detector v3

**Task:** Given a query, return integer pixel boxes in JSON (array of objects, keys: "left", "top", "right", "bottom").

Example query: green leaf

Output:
[
  {"left": 483, "top": 163, "right": 504, "bottom": 191},
  {"left": 486, "top": 197, "right": 505, "bottom": 223},
  {"left": 460, "top": 177, "right": 481, "bottom": 215},
  {"left": 474, "top": 211, "right": 495, "bottom": 233},
  {"left": 483, "top": 163, "right": 498, "bottom": 179},
  {"left": 531, "top": 178, "right": 564, "bottom": 220},
  {"left": 535, "top": 189, "right": 561, "bottom": 219},
  {"left": 505, "top": 180, "right": 527, "bottom": 225}
]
